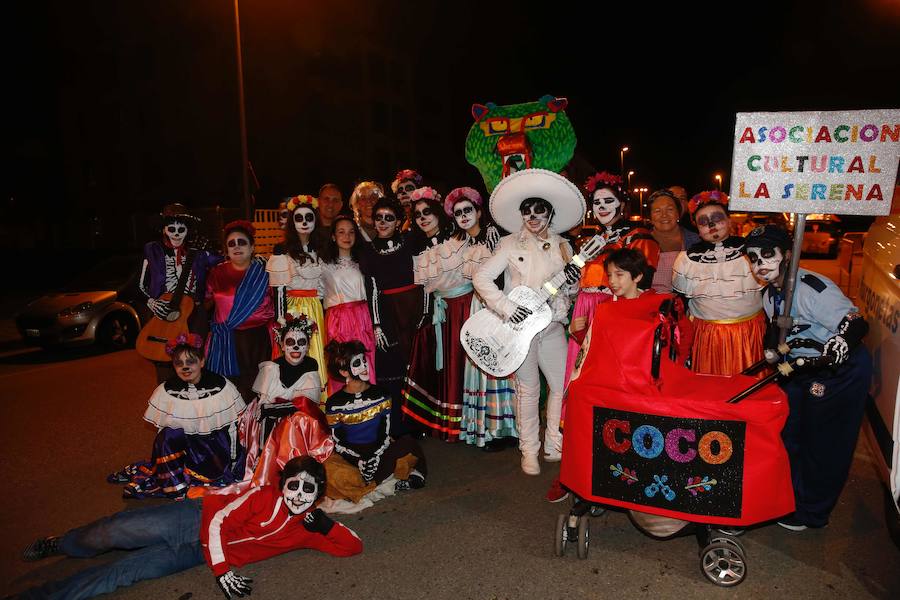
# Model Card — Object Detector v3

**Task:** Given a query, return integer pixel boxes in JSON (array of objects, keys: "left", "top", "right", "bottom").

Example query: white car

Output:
[{"left": 857, "top": 188, "right": 900, "bottom": 546}]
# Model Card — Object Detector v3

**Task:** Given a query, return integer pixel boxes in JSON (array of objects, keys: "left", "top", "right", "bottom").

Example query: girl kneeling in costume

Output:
[
  {"left": 109, "top": 334, "right": 246, "bottom": 499},
  {"left": 325, "top": 340, "right": 427, "bottom": 492}
]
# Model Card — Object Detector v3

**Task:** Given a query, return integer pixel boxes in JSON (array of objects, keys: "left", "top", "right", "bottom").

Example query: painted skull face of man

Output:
[
  {"left": 282, "top": 330, "right": 310, "bottom": 366},
  {"left": 282, "top": 471, "right": 318, "bottom": 515},
  {"left": 592, "top": 188, "right": 621, "bottom": 226},
  {"left": 164, "top": 220, "right": 188, "bottom": 247},
  {"left": 348, "top": 353, "right": 370, "bottom": 382},
  {"left": 396, "top": 181, "right": 418, "bottom": 207},
  {"left": 293, "top": 207, "right": 316, "bottom": 236},
  {"left": 452, "top": 200, "right": 478, "bottom": 232},
  {"left": 746, "top": 246, "right": 785, "bottom": 283},
  {"left": 520, "top": 198, "right": 552, "bottom": 235}
]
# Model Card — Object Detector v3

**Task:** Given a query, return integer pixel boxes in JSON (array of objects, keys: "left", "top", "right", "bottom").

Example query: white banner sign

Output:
[{"left": 729, "top": 109, "right": 899, "bottom": 215}]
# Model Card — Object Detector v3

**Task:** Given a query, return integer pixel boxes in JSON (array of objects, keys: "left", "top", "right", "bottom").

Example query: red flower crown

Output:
[
  {"left": 278, "top": 313, "right": 318, "bottom": 341},
  {"left": 584, "top": 171, "right": 623, "bottom": 193},
  {"left": 165, "top": 332, "right": 204, "bottom": 356},
  {"left": 687, "top": 190, "right": 730, "bottom": 217}
]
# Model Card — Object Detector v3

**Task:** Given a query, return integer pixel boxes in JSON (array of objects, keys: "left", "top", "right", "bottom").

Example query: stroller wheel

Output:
[
  {"left": 700, "top": 541, "right": 747, "bottom": 587},
  {"left": 576, "top": 516, "right": 591, "bottom": 559},
  {"left": 589, "top": 505, "right": 607, "bottom": 518},
  {"left": 554, "top": 514, "right": 568, "bottom": 557}
]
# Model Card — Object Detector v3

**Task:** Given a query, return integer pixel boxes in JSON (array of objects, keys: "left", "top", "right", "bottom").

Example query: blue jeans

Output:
[{"left": 24, "top": 500, "right": 205, "bottom": 600}]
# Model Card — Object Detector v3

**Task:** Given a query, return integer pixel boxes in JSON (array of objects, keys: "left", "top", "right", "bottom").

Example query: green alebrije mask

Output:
[{"left": 464, "top": 95, "right": 577, "bottom": 192}]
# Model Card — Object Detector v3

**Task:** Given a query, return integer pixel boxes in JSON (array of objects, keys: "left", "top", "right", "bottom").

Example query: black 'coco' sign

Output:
[{"left": 591, "top": 407, "right": 746, "bottom": 518}]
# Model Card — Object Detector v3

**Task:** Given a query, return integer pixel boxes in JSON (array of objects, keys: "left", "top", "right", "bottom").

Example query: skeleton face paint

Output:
[
  {"left": 520, "top": 199, "right": 551, "bottom": 235},
  {"left": 746, "top": 246, "right": 784, "bottom": 283},
  {"left": 396, "top": 181, "right": 417, "bottom": 206},
  {"left": 349, "top": 353, "right": 370, "bottom": 382},
  {"left": 278, "top": 210, "right": 290, "bottom": 229},
  {"left": 282, "top": 471, "right": 318, "bottom": 515},
  {"left": 173, "top": 352, "right": 204, "bottom": 384},
  {"left": 592, "top": 188, "right": 621, "bottom": 226},
  {"left": 282, "top": 331, "right": 309, "bottom": 366},
  {"left": 293, "top": 207, "right": 316, "bottom": 236},
  {"left": 164, "top": 220, "right": 188, "bottom": 247},
  {"left": 374, "top": 209, "right": 398, "bottom": 238},
  {"left": 452, "top": 200, "right": 478, "bottom": 232},
  {"left": 414, "top": 202, "right": 439, "bottom": 237}
]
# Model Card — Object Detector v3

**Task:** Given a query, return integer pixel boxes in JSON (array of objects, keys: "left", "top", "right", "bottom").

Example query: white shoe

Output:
[
  {"left": 543, "top": 451, "right": 562, "bottom": 463},
  {"left": 521, "top": 454, "right": 540, "bottom": 475}
]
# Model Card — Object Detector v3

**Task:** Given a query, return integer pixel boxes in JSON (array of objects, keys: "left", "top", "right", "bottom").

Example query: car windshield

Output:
[{"left": 61, "top": 256, "right": 139, "bottom": 292}]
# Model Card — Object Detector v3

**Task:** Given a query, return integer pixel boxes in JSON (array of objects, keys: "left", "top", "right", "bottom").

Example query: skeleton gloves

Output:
[
  {"left": 147, "top": 297, "right": 171, "bottom": 320},
  {"left": 301, "top": 508, "right": 335, "bottom": 535},
  {"left": 823, "top": 312, "right": 868, "bottom": 366},
  {"left": 216, "top": 571, "right": 253, "bottom": 599}
]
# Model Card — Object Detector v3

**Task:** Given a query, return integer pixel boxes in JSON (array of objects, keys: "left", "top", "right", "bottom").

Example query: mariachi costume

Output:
[
  {"left": 110, "top": 369, "right": 246, "bottom": 499},
  {"left": 473, "top": 169, "right": 585, "bottom": 470}
]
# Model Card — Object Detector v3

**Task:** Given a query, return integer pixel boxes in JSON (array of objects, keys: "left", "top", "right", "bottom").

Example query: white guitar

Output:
[{"left": 461, "top": 235, "right": 607, "bottom": 377}]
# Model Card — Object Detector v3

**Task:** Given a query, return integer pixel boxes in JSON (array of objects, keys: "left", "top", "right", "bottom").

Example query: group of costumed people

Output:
[{"left": 20, "top": 95, "right": 872, "bottom": 598}]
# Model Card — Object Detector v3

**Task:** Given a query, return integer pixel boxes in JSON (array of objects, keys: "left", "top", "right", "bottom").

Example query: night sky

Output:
[{"left": 8, "top": 0, "right": 900, "bottom": 250}]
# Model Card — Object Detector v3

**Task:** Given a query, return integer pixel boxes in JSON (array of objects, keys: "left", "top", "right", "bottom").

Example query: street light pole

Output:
[
  {"left": 715, "top": 174, "right": 722, "bottom": 191},
  {"left": 233, "top": 0, "right": 251, "bottom": 220},
  {"left": 627, "top": 170, "right": 634, "bottom": 190},
  {"left": 620, "top": 146, "right": 629, "bottom": 181}
]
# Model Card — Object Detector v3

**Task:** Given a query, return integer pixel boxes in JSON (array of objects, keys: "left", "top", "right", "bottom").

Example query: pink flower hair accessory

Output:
[
  {"left": 409, "top": 186, "right": 442, "bottom": 204},
  {"left": 165, "top": 332, "right": 204, "bottom": 356},
  {"left": 584, "top": 171, "right": 623, "bottom": 194},
  {"left": 444, "top": 187, "right": 483, "bottom": 217}
]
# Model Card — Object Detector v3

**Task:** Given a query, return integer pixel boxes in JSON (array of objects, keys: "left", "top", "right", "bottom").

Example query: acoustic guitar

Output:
[
  {"left": 460, "top": 235, "right": 607, "bottom": 377},
  {"left": 136, "top": 249, "right": 197, "bottom": 362}
]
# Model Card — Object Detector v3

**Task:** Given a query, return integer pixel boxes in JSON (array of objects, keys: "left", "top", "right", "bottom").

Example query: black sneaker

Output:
[
  {"left": 777, "top": 514, "right": 808, "bottom": 531},
  {"left": 394, "top": 470, "right": 426, "bottom": 492},
  {"left": 22, "top": 536, "right": 61, "bottom": 562}
]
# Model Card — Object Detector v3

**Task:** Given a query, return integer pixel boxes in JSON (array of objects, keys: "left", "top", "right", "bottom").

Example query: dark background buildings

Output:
[{"left": 7, "top": 0, "right": 900, "bottom": 254}]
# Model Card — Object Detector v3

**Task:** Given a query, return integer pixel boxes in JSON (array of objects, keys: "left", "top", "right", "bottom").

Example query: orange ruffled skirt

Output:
[{"left": 691, "top": 311, "right": 765, "bottom": 376}]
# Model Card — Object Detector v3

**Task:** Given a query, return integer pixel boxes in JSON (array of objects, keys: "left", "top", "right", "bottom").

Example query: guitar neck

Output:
[
  {"left": 536, "top": 251, "right": 589, "bottom": 303},
  {"left": 168, "top": 249, "right": 197, "bottom": 307}
]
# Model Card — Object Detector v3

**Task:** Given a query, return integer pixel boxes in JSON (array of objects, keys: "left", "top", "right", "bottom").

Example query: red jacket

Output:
[{"left": 201, "top": 485, "right": 362, "bottom": 576}]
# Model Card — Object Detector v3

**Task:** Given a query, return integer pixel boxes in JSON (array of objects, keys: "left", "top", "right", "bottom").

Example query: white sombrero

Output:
[{"left": 488, "top": 168, "right": 586, "bottom": 234}]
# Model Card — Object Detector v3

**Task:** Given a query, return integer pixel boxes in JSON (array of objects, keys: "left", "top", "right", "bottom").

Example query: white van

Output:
[{"left": 857, "top": 185, "right": 900, "bottom": 545}]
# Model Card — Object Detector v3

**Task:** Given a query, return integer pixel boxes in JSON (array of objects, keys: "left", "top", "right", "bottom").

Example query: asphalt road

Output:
[{"left": 1, "top": 344, "right": 898, "bottom": 600}]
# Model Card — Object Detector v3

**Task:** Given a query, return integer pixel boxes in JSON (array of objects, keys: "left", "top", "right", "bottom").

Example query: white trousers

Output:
[{"left": 514, "top": 322, "right": 567, "bottom": 457}]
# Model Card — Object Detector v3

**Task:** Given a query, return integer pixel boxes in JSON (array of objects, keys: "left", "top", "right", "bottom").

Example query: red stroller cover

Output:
[{"left": 561, "top": 293, "right": 795, "bottom": 526}]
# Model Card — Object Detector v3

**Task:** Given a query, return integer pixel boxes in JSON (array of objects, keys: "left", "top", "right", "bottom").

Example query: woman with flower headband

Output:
[
  {"left": 410, "top": 186, "right": 517, "bottom": 448},
  {"left": 237, "top": 316, "right": 326, "bottom": 478},
  {"left": 107, "top": 333, "right": 247, "bottom": 499},
  {"left": 564, "top": 172, "right": 659, "bottom": 385},
  {"left": 266, "top": 194, "right": 328, "bottom": 405},
  {"left": 357, "top": 197, "right": 422, "bottom": 437},
  {"left": 319, "top": 214, "right": 378, "bottom": 395},
  {"left": 671, "top": 191, "right": 764, "bottom": 375},
  {"left": 206, "top": 220, "right": 274, "bottom": 402}
]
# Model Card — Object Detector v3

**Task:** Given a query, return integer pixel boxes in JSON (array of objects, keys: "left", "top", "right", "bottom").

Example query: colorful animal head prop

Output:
[{"left": 465, "top": 95, "right": 576, "bottom": 192}]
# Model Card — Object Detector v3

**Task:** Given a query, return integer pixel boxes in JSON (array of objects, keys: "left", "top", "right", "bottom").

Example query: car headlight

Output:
[{"left": 58, "top": 302, "right": 94, "bottom": 317}]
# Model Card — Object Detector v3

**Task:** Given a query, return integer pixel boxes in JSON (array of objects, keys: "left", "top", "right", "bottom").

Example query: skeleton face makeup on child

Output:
[
  {"left": 282, "top": 331, "right": 309, "bottom": 366},
  {"left": 374, "top": 208, "right": 398, "bottom": 239},
  {"left": 164, "top": 221, "right": 188, "bottom": 247},
  {"left": 293, "top": 207, "right": 316, "bottom": 236},
  {"left": 520, "top": 199, "right": 551, "bottom": 235},
  {"left": 453, "top": 200, "right": 479, "bottom": 232},
  {"left": 592, "top": 188, "right": 621, "bottom": 226},
  {"left": 746, "top": 246, "right": 785, "bottom": 283},
  {"left": 348, "top": 353, "right": 370, "bottom": 382},
  {"left": 282, "top": 471, "right": 318, "bottom": 515},
  {"left": 173, "top": 351, "right": 204, "bottom": 385},
  {"left": 695, "top": 205, "right": 730, "bottom": 243}
]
